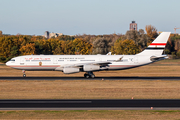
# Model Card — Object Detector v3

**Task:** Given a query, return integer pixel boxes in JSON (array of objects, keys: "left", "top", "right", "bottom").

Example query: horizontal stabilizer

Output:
[{"left": 150, "top": 55, "right": 168, "bottom": 62}]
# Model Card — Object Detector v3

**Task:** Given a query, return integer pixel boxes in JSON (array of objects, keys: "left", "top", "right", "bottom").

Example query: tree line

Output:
[{"left": 0, "top": 25, "right": 179, "bottom": 63}]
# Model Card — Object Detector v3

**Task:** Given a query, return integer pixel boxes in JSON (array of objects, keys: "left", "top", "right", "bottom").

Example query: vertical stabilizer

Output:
[{"left": 137, "top": 32, "right": 171, "bottom": 56}]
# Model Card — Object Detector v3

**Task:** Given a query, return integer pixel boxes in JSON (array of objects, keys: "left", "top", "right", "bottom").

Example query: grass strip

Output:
[{"left": 0, "top": 110, "right": 180, "bottom": 119}]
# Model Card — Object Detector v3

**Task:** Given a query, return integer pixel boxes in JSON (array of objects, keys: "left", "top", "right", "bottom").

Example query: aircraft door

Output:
[
  {"left": 134, "top": 57, "right": 138, "bottom": 63},
  {"left": 53, "top": 58, "right": 58, "bottom": 64},
  {"left": 20, "top": 58, "right": 25, "bottom": 65}
]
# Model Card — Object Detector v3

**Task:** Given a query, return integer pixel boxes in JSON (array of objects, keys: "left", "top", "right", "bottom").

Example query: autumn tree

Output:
[
  {"left": 53, "top": 41, "right": 64, "bottom": 55},
  {"left": 62, "top": 40, "right": 75, "bottom": 55},
  {"left": 123, "top": 30, "right": 139, "bottom": 45},
  {"left": 34, "top": 39, "right": 51, "bottom": 55},
  {"left": 19, "top": 43, "right": 36, "bottom": 55},
  {"left": 167, "top": 34, "right": 180, "bottom": 55},
  {"left": 111, "top": 39, "right": 140, "bottom": 55},
  {"left": 31, "top": 36, "right": 44, "bottom": 41},
  {"left": 53, "top": 40, "right": 75, "bottom": 55},
  {"left": 10, "top": 46, "right": 19, "bottom": 58},
  {"left": 174, "top": 39, "right": 180, "bottom": 52},
  {"left": 56, "top": 35, "right": 75, "bottom": 41},
  {"left": 73, "top": 38, "right": 93, "bottom": 55},
  {"left": 0, "top": 31, "right": 2, "bottom": 35},
  {"left": 123, "top": 29, "right": 149, "bottom": 50},
  {"left": 48, "top": 38, "right": 60, "bottom": 54},
  {"left": 0, "top": 36, "right": 13, "bottom": 58},
  {"left": 17, "top": 35, "right": 32, "bottom": 47},
  {"left": 145, "top": 25, "right": 158, "bottom": 43},
  {"left": 176, "top": 50, "right": 180, "bottom": 58}
]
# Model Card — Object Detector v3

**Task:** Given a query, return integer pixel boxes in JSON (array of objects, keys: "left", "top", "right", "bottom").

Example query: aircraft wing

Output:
[
  {"left": 64, "top": 61, "right": 112, "bottom": 68},
  {"left": 92, "top": 61, "right": 111, "bottom": 65}
]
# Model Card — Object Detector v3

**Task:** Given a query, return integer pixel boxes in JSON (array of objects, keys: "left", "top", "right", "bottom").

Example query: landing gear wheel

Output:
[
  {"left": 91, "top": 74, "right": 95, "bottom": 78},
  {"left": 22, "top": 70, "right": 26, "bottom": 77},
  {"left": 85, "top": 75, "right": 90, "bottom": 78},
  {"left": 84, "top": 74, "right": 90, "bottom": 78},
  {"left": 23, "top": 74, "right": 26, "bottom": 77},
  {"left": 84, "top": 73, "right": 95, "bottom": 78},
  {"left": 84, "top": 74, "right": 88, "bottom": 78}
]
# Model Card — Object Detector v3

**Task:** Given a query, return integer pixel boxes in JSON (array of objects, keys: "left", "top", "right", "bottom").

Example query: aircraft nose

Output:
[{"left": 6, "top": 61, "right": 10, "bottom": 66}]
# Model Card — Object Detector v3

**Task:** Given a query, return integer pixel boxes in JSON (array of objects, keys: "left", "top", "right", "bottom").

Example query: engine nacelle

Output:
[
  {"left": 63, "top": 67, "right": 80, "bottom": 74},
  {"left": 83, "top": 65, "right": 100, "bottom": 71}
]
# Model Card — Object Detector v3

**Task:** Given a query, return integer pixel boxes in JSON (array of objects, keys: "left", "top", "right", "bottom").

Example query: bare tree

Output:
[
  {"left": 122, "top": 30, "right": 149, "bottom": 50},
  {"left": 92, "top": 37, "right": 112, "bottom": 54}
]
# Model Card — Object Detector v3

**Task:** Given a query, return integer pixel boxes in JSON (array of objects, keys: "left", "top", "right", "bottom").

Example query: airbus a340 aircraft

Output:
[{"left": 6, "top": 32, "right": 171, "bottom": 78}]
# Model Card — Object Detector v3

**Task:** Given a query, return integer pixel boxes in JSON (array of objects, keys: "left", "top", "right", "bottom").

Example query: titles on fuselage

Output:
[
  {"left": 59, "top": 57, "right": 85, "bottom": 59},
  {"left": 24, "top": 57, "right": 85, "bottom": 61}
]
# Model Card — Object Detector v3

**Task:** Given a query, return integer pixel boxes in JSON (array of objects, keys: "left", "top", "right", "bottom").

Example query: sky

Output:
[{"left": 0, "top": 0, "right": 180, "bottom": 35}]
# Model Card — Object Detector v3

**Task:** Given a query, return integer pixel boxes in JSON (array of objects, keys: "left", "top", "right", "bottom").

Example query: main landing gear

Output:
[
  {"left": 22, "top": 70, "right": 26, "bottom": 77},
  {"left": 84, "top": 72, "right": 95, "bottom": 78}
]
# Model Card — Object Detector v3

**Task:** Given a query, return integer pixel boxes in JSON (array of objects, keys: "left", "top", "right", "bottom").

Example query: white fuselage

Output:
[{"left": 6, "top": 54, "right": 152, "bottom": 72}]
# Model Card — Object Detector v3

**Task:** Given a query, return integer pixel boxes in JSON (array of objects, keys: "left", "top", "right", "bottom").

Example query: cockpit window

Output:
[{"left": 10, "top": 59, "right": 15, "bottom": 61}]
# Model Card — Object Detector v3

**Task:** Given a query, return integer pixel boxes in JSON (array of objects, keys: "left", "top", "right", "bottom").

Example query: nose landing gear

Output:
[
  {"left": 22, "top": 70, "right": 26, "bottom": 77},
  {"left": 84, "top": 72, "right": 95, "bottom": 78}
]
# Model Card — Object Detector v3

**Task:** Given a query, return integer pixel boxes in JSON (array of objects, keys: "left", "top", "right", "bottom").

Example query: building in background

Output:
[
  {"left": 49, "top": 32, "right": 63, "bottom": 38},
  {"left": 44, "top": 31, "right": 50, "bottom": 39},
  {"left": 130, "top": 21, "right": 138, "bottom": 31},
  {"left": 44, "top": 31, "right": 63, "bottom": 39}
]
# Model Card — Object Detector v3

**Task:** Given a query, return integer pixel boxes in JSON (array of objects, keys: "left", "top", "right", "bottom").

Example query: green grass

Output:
[
  {"left": 6, "top": 111, "right": 17, "bottom": 113},
  {"left": 33, "top": 110, "right": 66, "bottom": 113},
  {"left": 153, "top": 110, "right": 180, "bottom": 113},
  {"left": 0, "top": 110, "right": 180, "bottom": 119},
  {"left": 157, "top": 59, "right": 180, "bottom": 62}
]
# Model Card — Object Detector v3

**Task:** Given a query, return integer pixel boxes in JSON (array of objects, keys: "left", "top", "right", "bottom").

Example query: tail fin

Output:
[{"left": 137, "top": 32, "right": 171, "bottom": 56}]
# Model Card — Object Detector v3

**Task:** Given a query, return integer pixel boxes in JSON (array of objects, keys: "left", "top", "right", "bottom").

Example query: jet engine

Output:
[
  {"left": 63, "top": 67, "right": 79, "bottom": 74},
  {"left": 83, "top": 65, "right": 100, "bottom": 71}
]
